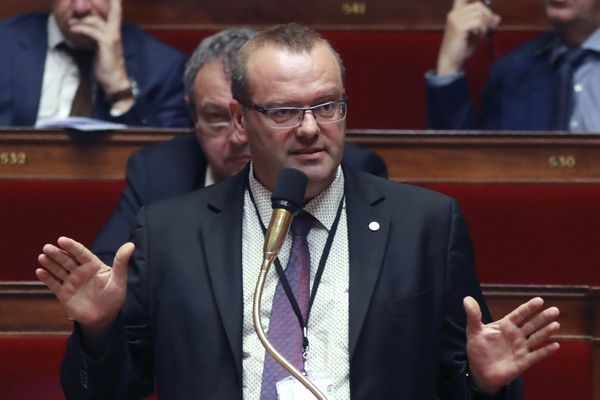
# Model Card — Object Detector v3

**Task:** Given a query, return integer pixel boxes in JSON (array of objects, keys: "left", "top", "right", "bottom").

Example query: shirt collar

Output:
[
  {"left": 549, "top": 27, "right": 600, "bottom": 65},
  {"left": 205, "top": 165, "right": 216, "bottom": 187},
  {"left": 581, "top": 26, "right": 600, "bottom": 52},
  {"left": 47, "top": 14, "right": 67, "bottom": 50},
  {"left": 248, "top": 163, "right": 345, "bottom": 232}
]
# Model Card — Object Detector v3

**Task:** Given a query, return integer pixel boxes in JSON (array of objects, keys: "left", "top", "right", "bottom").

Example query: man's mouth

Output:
[{"left": 292, "top": 147, "right": 323, "bottom": 156}]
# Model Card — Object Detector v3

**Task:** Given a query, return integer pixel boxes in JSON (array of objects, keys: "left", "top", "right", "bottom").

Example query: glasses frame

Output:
[{"left": 239, "top": 95, "right": 349, "bottom": 129}]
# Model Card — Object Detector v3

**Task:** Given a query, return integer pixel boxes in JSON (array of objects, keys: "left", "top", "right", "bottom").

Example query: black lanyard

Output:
[{"left": 247, "top": 183, "right": 345, "bottom": 364}]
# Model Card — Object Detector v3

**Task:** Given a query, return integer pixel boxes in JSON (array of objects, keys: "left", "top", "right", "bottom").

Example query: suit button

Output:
[{"left": 80, "top": 369, "right": 88, "bottom": 389}]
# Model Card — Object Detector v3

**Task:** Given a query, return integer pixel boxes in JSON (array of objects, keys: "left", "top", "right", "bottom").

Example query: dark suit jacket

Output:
[
  {"left": 91, "top": 134, "right": 388, "bottom": 265},
  {"left": 63, "top": 165, "right": 521, "bottom": 399},
  {"left": 427, "top": 33, "right": 560, "bottom": 130},
  {"left": 0, "top": 14, "right": 191, "bottom": 127}
]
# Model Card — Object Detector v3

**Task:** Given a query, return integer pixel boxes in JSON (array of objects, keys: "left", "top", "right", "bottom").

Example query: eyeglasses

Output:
[
  {"left": 205, "top": 121, "right": 232, "bottom": 130},
  {"left": 195, "top": 105, "right": 233, "bottom": 137},
  {"left": 194, "top": 117, "right": 233, "bottom": 140},
  {"left": 238, "top": 95, "right": 348, "bottom": 129}
]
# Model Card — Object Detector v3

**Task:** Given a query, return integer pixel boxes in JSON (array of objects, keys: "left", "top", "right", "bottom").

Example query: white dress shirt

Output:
[
  {"left": 242, "top": 164, "right": 350, "bottom": 399},
  {"left": 35, "top": 15, "right": 81, "bottom": 126}
]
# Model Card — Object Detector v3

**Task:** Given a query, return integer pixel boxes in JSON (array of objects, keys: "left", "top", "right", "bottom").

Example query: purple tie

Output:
[{"left": 260, "top": 212, "right": 315, "bottom": 400}]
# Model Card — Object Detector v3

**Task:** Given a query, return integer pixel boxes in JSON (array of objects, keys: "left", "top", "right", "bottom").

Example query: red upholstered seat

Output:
[
  {"left": 4, "top": 180, "right": 600, "bottom": 285},
  {"left": 425, "top": 183, "right": 600, "bottom": 285},
  {"left": 0, "top": 180, "right": 124, "bottom": 281},
  {"left": 0, "top": 335, "right": 160, "bottom": 399},
  {"left": 522, "top": 341, "right": 592, "bottom": 400},
  {"left": 426, "top": 183, "right": 600, "bottom": 285},
  {"left": 0, "top": 335, "right": 66, "bottom": 400},
  {"left": 148, "top": 29, "right": 540, "bottom": 129},
  {"left": 0, "top": 336, "right": 589, "bottom": 399}
]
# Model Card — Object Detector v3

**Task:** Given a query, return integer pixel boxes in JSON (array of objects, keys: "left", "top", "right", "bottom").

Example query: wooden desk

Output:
[
  {"left": 1, "top": 128, "right": 599, "bottom": 399},
  {"left": 350, "top": 130, "right": 600, "bottom": 183},
  {"left": 3, "top": 129, "right": 600, "bottom": 182},
  {"left": 0, "top": 128, "right": 184, "bottom": 180}
]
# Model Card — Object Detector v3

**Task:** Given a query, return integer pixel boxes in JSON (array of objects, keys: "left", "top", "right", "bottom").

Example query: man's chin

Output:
[
  {"left": 293, "top": 163, "right": 338, "bottom": 187},
  {"left": 546, "top": 7, "right": 577, "bottom": 25},
  {"left": 65, "top": 32, "right": 96, "bottom": 49}
]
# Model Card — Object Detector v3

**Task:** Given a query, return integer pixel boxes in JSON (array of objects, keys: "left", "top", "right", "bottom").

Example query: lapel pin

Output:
[{"left": 368, "top": 221, "right": 380, "bottom": 232}]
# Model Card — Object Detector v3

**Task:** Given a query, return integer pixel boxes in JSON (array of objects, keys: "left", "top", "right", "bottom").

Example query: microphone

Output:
[
  {"left": 253, "top": 168, "right": 329, "bottom": 399},
  {"left": 261, "top": 167, "right": 307, "bottom": 269}
]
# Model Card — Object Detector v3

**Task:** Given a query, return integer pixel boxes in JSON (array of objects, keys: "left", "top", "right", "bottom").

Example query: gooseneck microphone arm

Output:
[{"left": 252, "top": 168, "right": 328, "bottom": 400}]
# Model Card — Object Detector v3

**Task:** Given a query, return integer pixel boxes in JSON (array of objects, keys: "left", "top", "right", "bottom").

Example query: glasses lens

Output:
[
  {"left": 267, "top": 108, "right": 302, "bottom": 125},
  {"left": 206, "top": 121, "right": 231, "bottom": 129},
  {"left": 263, "top": 98, "right": 348, "bottom": 128},
  {"left": 267, "top": 108, "right": 302, "bottom": 128},
  {"left": 314, "top": 101, "right": 347, "bottom": 125},
  {"left": 201, "top": 120, "right": 233, "bottom": 138}
]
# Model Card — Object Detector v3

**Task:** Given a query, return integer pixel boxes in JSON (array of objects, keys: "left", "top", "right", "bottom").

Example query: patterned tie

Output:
[
  {"left": 260, "top": 212, "right": 315, "bottom": 400},
  {"left": 58, "top": 43, "right": 94, "bottom": 117},
  {"left": 553, "top": 48, "right": 589, "bottom": 131}
]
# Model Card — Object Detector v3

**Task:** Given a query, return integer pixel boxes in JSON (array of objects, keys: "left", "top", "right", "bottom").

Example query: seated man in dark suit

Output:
[
  {"left": 91, "top": 27, "right": 388, "bottom": 265},
  {"left": 38, "top": 23, "right": 559, "bottom": 399},
  {"left": 427, "top": 0, "right": 600, "bottom": 131},
  {"left": 0, "top": 0, "right": 190, "bottom": 127}
]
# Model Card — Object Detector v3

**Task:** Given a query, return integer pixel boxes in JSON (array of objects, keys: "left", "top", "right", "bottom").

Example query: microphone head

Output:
[{"left": 271, "top": 168, "right": 307, "bottom": 213}]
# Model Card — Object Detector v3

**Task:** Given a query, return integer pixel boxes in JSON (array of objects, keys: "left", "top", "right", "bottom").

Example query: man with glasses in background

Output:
[
  {"left": 38, "top": 24, "right": 558, "bottom": 399},
  {"left": 91, "top": 27, "right": 387, "bottom": 266}
]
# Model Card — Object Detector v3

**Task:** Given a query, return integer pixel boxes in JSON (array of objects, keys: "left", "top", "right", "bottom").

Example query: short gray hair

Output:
[{"left": 183, "top": 27, "right": 257, "bottom": 108}]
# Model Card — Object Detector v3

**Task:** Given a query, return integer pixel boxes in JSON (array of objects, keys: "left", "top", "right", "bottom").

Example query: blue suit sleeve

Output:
[
  {"left": 92, "top": 25, "right": 192, "bottom": 128},
  {"left": 111, "top": 54, "right": 191, "bottom": 128},
  {"left": 62, "top": 210, "right": 155, "bottom": 399},
  {"left": 426, "top": 73, "right": 477, "bottom": 130}
]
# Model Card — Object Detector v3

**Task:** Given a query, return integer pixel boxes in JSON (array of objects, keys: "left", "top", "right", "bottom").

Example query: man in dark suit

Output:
[
  {"left": 91, "top": 27, "right": 387, "bottom": 265},
  {"left": 0, "top": 0, "right": 190, "bottom": 127},
  {"left": 427, "top": 0, "right": 600, "bottom": 131},
  {"left": 37, "top": 24, "right": 559, "bottom": 399}
]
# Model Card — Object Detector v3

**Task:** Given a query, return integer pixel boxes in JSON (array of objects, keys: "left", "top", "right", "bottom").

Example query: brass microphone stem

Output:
[{"left": 253, "top": 254, "right": 328, "bottom": 400}]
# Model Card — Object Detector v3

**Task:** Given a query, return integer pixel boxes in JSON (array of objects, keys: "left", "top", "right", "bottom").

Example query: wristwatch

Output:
[{"left": 107, "top": 79, "right": 139, "bottom": 104}]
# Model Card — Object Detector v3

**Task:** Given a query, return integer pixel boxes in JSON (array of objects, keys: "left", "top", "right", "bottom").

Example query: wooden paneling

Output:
[
  {"left": 4, "top": 129, "right": 600, "bottom": 183},
  {"left": 0, "top": 0, "right": 549, "bottom": 30},
  {"left": 0, "top": 282, "right": 70, "bottom": 335},
  {"left": 349, "top": 130, "right": 600, "bottom": 183},
  {"left": 484, "top": 285, "right": 593, "bottom": 341},
  {"left": 0, "top": 128, "right": 183, "bottom": 180},
  {"left": 2, "top": 282, "right": 597, "bottom": 397},
  {"left": 0, "top": 282, "right": 595, "bottom": 339}
]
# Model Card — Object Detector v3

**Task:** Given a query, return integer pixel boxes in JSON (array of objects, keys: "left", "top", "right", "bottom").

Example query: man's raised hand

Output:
[{"left": 36, "top": 237, "right": 133, "bottom": 332}]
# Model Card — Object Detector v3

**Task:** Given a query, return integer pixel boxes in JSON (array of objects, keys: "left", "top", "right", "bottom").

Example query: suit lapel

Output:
[
  {"left": 344, "top": 166, "right": 390, "bottom": 358},
  {"left": 200, "top": 165, "right": 391, "bottom": 372},
  {"left": 202, "top": 168, "right": 248, "bottom": 378},
  {"left": 14, "top": 15, "right": 47, "bottom": 126}
]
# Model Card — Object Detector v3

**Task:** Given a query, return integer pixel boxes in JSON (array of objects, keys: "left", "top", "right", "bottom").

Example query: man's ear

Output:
[{"left": 230, "top": 100, "right": 248, "bottom": 143}]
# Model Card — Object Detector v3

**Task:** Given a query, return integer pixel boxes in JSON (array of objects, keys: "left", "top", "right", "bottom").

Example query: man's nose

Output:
[
  {"left": 296, "top": 110, "right": 319, "bottom": 138},
  {"left": 72, "top": 0, "right": 92, "bottom": 16}
]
